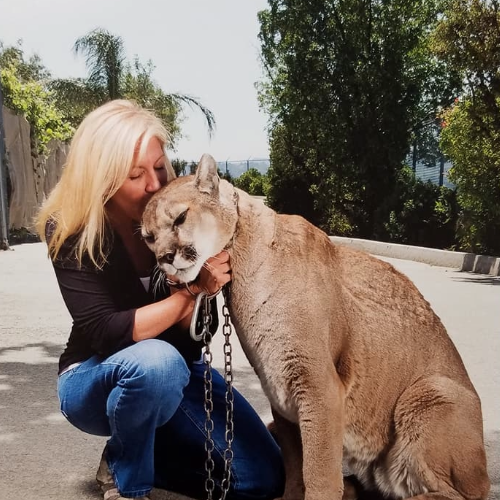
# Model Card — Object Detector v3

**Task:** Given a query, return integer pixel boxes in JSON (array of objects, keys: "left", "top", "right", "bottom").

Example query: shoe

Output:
[{"left": 96, "top": 449, "right": 150, "bottom": 500}]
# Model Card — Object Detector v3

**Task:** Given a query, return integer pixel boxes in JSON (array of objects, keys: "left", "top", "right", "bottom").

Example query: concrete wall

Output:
[
  {"left": 330, "top": 236, "right": 500, "bottom": 276},
  {"left": 2, "top": 106, "right": 68, "bottom": 230}
]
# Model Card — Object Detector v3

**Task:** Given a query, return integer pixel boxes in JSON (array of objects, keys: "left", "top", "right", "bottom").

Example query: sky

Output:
[{"left": 0, "top": 0, "right": 271, "bottom": 163}]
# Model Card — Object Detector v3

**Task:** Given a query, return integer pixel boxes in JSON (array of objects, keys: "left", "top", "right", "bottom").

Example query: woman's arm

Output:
[
  {"left": 132, "top": 289, "right": 195, "bottom": 341},
  {"left": 53, "top": 248, "right": 231, "bottom": 354},
  {"left": 133, "top": 251, "right": 231, "bottom": 340}
]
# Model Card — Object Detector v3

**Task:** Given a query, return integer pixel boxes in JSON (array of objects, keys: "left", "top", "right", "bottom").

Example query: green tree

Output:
[
  {"left": 258, "top": 0, "right": 457, "bottom": 240},
  {"left": 265, "top": 125, "right": 320, "bottom": 225},
  {"left": 440, "top": 100, "right": 500, "bottom": 254},
  {"left": 433, "top": 0, "right": 500, "bottom": 254},
  {"left": 50, "top": 28, "right": 215, "bottom": 141},
  {"left": 384, "top": 166, "right": 458, "bottom": 249},
  {"left": 0, "top": 46, "right": 72, "bottom": 154},
  {"left": 0, "top": 41, "right": 51, "bottom": 81},
  {"left": 121, "top": 58, "right": 181, "bottom": 139},
  {"left": 48, "top": 77, "right": 105, "bottom": 128},
  {"left": 73, "top": 28, "right": 126, "bottom": 100},
  {"left": 171, "top": 158, "right": 188, "bottom": 176},
  {"left": 234, "top": 168, "right": 269, "bottom": 196}
]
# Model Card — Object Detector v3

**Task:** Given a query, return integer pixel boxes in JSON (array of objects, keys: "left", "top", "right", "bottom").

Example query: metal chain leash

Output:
[
  {"left": 220, "top": 292, "right": 234, "bottom": 497},
  {"left": 190, "top": 288, "right": 234, "bottom": 500},
  {"left": 201, "top": 294, "right": 216, "bottom": 499}
]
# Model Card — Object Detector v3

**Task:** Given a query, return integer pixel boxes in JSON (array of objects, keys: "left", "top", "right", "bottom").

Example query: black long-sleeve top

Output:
[{"left": 48, "top": 225, "right": 217, "bottom": 374}]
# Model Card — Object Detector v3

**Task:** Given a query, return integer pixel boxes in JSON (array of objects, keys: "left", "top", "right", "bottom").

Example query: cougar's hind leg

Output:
[
  {"left": 377, "top": 376, "right": 490, "bottom": 500},
  {"left": 296, "top": 366, "right": 346, "bottom": 500}
]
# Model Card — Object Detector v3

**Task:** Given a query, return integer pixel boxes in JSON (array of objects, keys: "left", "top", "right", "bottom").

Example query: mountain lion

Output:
[{"left": 141, "top": 154, "right": 489, "bottom": 500}]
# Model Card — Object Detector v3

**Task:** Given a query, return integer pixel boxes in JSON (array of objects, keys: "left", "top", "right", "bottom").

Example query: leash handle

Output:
[{"left": 189, "top": 289, "right": 221, "bottom": 341}]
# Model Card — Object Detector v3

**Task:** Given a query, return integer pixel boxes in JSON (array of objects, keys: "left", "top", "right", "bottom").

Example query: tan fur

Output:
[{"left": 142, "top": 155, "right": 490, "bottom": 500}]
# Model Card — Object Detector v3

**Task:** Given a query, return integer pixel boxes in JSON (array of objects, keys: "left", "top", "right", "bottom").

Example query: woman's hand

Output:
[{"left": 190, "top": 250, "right": 232, "bottom": 296}]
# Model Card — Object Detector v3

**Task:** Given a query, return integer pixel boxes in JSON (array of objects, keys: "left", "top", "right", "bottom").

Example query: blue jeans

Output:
[{"left": 58, "top": 339, "right": 284, "bottom": 499}]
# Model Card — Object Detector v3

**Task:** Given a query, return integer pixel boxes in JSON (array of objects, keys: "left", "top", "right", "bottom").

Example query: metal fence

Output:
[
  {"left": 216, "top": 159, "right": 270, "bottom": 179},
  {"left": 211, "top": 157, "right": 453, "bottom": 188},
  {"left": 177, "top": 158, "right": 271, "bottom": 179}
]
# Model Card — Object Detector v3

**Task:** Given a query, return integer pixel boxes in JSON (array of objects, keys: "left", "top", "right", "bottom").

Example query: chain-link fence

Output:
[
  {"left": 174, "top": 158, "right": 271, "bottom": 179},
  {"left": 218, "top": 157, "right": 453, "bottom": 189},
  {"left": 177, "top": 155, "right": 452, "bottom": 187},
  {"left": 216, "top": 159, "right": 270, "bottom": 179}
]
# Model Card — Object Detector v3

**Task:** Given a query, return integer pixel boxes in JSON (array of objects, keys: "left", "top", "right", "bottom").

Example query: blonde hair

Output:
[{"left": 36, "top": 99, "right": 173, "bottom": 267}]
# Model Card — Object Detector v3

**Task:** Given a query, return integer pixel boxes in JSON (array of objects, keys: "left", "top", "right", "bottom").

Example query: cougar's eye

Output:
[
  {"left": 174, "top": 209, "right": 188, "bottom": 226},
  {"left": 142, "top": 232, "right": 155, "bottom": 244}
]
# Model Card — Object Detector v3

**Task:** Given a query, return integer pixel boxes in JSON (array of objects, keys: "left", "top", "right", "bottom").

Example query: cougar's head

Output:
[{"left": 141, "top": 154, "right": 238, "bottom": 283}]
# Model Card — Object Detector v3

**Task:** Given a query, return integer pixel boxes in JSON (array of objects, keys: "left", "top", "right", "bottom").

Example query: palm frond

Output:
[
  {"left": 73, "top": 28, "right": 126, "bottom": 99},
  {"left": 170, "top": 93, "right": 217, "bottom": 138}
]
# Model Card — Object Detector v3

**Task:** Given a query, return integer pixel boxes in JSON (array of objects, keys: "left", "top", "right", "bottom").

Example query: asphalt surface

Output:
[{"left": 0, "top": 242, "right": 498, "bottom": 500}]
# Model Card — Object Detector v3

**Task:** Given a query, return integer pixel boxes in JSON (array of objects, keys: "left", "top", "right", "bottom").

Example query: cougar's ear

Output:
[{"left": 195, "top": 154, "right": 220, "bottom": 195}]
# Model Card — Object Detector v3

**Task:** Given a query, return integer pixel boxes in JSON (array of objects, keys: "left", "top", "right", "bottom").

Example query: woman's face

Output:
[{"left": 108, "top": 136, "right": 171, "bottom": 224}]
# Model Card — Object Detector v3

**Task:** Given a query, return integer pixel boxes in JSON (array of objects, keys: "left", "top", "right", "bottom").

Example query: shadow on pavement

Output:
[
  {"left": 1, "top": 344, "right": 498, "bottom": 500},
  {"left": 453, "top": 274, "right": 500, "bottom": 286},
  {"left": 0, "top": 342, "right": 106, "bottom": 500},
  {"left": 0, "top": 344, "right": 274, "bottom": 500}
]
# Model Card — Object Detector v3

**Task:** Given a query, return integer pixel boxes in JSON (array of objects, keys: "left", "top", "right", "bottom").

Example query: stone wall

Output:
[{"left": 2, "top": 106, "right": 68, "bottom": 230}]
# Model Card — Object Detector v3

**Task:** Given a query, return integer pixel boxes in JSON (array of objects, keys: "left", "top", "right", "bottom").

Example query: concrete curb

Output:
[{"left": 329, "top": 236, "right": 500, "bottom": 276}]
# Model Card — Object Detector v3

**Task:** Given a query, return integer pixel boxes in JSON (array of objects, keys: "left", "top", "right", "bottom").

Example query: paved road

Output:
[{"left": 0, "top": 243, "right": 498, "bottom": 500}]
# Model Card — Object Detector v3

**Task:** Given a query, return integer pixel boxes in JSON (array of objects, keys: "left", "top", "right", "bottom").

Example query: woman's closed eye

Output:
[{"left": 129, "top": 169, "right": 144, "bottom": 180}]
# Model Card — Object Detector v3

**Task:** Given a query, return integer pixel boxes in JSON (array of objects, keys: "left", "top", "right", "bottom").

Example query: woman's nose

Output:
[{"left": 146, "top": 170, "right": 162, "bottom": 193}]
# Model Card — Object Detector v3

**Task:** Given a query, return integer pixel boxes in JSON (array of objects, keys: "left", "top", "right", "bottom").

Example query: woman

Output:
[{"left": 36, "top": 100, "right": 284, "bottom": 500}]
